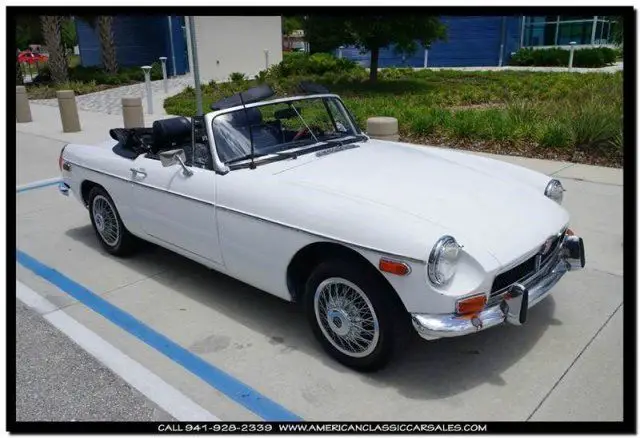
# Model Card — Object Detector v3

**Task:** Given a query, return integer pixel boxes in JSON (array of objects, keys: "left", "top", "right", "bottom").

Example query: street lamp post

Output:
[
  {"left": 167, "top": 16, "right": 177, "bottom": 76},
  {"left": 187, "top": 16, "right": 204, "bottom": 116},
  {"left": 568, "top": 41, "right": 577, "bottom": 71},
  {"left": 159, "top": 57, "right": 168, "bottom": 93},
  {"left": 141, "top": 65, "right": 153, "bottom": 114}
]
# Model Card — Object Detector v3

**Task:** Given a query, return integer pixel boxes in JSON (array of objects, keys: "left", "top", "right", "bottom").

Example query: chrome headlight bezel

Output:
[
  {"left": 545, "top": 179, "right": 564, "bottom": 204},
  {"left": 427, "top": 235, "right": 462, "bottom": 286}
]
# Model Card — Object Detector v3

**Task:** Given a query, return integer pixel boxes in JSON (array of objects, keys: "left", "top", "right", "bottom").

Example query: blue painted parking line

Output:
[
  {"left": 16, "top": 178, "right": 62, "bottom": 193},
  {"left": 16, "top": 249, "right": 302, "bottom": 422}
]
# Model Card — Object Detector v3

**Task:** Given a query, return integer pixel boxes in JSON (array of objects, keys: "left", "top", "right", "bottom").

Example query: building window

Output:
[
  {"left": 522, "top": 15, "right": 613, "bottom": 47},
  {"left": 557, "top": 21, "right": 593, "bottom": 45}
]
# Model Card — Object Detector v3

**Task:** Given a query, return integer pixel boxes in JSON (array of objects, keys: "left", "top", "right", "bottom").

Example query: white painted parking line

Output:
[
  {"left": 16, "top": 177, "right": 62, "bottom": 193},
  {"left": 16, "top": 281, "right": 220, "bottom": 422}
]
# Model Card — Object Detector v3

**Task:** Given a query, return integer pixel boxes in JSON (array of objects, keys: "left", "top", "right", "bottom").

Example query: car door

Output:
[{"left": 129, "top": 153, "right": 223, "bottom": 266}]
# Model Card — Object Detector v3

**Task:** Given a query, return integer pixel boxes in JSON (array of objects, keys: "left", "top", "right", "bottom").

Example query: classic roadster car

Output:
[{"left": 59, "top": 83, "right": 585, "bottom": 371}]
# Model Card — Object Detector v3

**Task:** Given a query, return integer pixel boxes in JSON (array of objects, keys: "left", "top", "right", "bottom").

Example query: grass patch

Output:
[{"left": 164, "top": 68, "right": 623, "bottom": 167}]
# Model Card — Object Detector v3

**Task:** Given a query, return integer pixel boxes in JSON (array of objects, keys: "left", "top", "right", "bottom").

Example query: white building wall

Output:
[{"left": 187, "top": 16, "right": 282, "bottom": 83}]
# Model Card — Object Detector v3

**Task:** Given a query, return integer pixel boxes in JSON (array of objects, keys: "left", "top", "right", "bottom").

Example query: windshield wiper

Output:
[
  {"left": 225, "top": 153, "right": 267, "bottom": 164},
  {"left": 275, "top": 150, "right": 299, "bottom": 159},
  {"left": 228, "top": 135, "right": 363, "bottom": 167}
]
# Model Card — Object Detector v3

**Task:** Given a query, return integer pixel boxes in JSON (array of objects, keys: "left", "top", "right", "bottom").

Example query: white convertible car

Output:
[{"left": 59, "top": 83, "right": 586, "bottom": 371}]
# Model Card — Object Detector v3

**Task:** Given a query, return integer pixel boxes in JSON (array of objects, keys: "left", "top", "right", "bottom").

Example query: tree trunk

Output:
[
  {"left": 98, "top": 16, "right": 118, "bottom": 74},
  {"left": 369, "top": 46, "right": 380, "bottom": 82},
  {"left": 40, "top": 16, "right": 68, "bottom": 84},
  {"left": 16, "top": 57, "right": 23, "bottom": 85}
]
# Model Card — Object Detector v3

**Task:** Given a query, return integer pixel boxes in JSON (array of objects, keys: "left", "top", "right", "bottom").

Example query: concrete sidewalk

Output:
[
  {"left": 15, "top": 103, "right": 175, "bottom": 146},
  {"left": 398, "top": 62, "right": 623, "bottom": 74}
]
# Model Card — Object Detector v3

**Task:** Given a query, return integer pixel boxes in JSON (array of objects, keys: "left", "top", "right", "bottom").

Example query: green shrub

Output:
[
  {"left": 539, "top": 121, "right": 574, "bottom": 149},
  {"left": 599, "top": 47, "right": 618, "bottom": 64},
  {"left": 125, "top": 68, "right": 145, "bottom": 82},
  {"left": 573, "top": 48, "right": 605, "bottom": 68},
  {"left": 510, "top": 48, "right": 567, "bottom": 67},
  {"left": 274, "top": 52, "right": 361, "bottom": 77},
  {"left": 255, "top": 69, "right": 268, "bottom": 83},
  {"left": 407, "top": 108, "right": 451, "bottom": 136},
  {"left": 229, "top": 72, "right": 247, "bottom": 82},
  {"left": 567, "top": 100, "right": 621, "bottom": 151},
  {"left": 450, "top": 111, "right": 484, "bottom": 139},
  {"left": 509, "top": 47, "right": 615, "bottom": 68},
  {"left": 149, "top": 62, "right": 163, "bottom": 80},
  {"left": 102, "top": 75, "right": 123, "bottom": 85}
]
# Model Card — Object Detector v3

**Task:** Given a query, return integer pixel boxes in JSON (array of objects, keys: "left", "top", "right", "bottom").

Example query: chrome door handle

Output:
[{"left": 130, "top": 168, "right": 147, "bottom": 178}]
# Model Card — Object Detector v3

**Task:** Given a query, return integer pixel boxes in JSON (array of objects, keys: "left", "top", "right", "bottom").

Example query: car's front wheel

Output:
[
  {"left": 88, "top": 186, "right": 137, "bottom": 256},
  {"left": 304, "top": 260, "right": 408, "bottom": 372}
]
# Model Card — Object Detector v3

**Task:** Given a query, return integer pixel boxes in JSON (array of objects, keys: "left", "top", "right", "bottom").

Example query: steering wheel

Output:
[{"left": 292, "top": 127, "right": 309, "bottom": 142}]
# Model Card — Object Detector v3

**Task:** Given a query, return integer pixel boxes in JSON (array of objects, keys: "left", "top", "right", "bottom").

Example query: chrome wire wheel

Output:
[
  {"left": 314, "top": 278, "right": 380, "bottom": 358},
  {"left": 92, "top": 195, "right": 120, "bottom": 247}
]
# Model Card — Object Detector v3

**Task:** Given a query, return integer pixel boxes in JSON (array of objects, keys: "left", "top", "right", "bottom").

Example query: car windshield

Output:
[{"left": 211, "top": 96, "right": 360, "bottom": 165}]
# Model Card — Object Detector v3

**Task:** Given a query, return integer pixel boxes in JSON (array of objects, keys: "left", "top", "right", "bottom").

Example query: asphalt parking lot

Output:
[{"left": 15, "top": 116, "right": 623, "bottom": 421}]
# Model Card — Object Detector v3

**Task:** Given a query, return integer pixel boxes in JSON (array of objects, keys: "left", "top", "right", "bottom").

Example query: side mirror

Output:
[{"left": 159, "top": 149, "right": 193, "bottom": 176}]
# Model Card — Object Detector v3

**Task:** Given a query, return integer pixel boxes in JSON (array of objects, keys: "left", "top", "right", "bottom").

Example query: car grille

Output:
[{"left": 490, "top": 231, "right": 565, "bottom": 296}]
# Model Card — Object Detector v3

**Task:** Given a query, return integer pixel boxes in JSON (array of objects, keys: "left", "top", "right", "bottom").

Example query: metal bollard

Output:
[
  {"left": 56, "top": 90, "right": 81, "bottom": 133},
  {"left": 16, "top": 86, "right": 32, "bottom": 123},
  {"left": 159, "top": 56, "right": 168, "bottom": 93},
  {"left": 264, "top": 49, "right": 269, "bottom": 70},
  {"left": 338, "top": 46, "right": 344, "bottom": 59},
  {"left": 141, "top": 65, "right": 153, "bottom": 114},
  {"left": 366, "top": 117, "right": 399, "bottom": 141},
  {"left": 122, "top": 97, "right": 145, "bottom": 128},
  {"left": 423, "top": 48, "right": 429, "bottom": 68},
  {"left": 568, "top": 41, "right": 577, "bottom": 71}
]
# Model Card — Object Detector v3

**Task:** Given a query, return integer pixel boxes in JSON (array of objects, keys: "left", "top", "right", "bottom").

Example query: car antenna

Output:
[{"left": 238, "top": 91, "right": 256, "bottom": 170}]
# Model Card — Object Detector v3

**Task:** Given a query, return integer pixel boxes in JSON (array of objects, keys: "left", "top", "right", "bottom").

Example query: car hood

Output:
[{"left": 273, "top": 140, "right": 569, "bottom": 264}]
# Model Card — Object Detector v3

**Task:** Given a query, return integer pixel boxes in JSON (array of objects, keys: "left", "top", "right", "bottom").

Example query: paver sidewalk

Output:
[{"left": 30, "top": 74, "right": 195, "bottom": 116}]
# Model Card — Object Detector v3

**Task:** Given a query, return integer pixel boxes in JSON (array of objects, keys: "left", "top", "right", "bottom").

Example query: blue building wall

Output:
[
  {"left": 337, "top": 16, "right": 522, "bottom": 68},
  {"left": 76, "top": 15, "right": 189, "bottom": 75}
]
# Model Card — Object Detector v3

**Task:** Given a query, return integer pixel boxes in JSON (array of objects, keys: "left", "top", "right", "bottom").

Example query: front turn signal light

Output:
[
  {"left": 379, "top": 258, "right": 411, "bottom": 276},
  {"left": 456, "top": 294, "right": 487, "bottom": 315}
]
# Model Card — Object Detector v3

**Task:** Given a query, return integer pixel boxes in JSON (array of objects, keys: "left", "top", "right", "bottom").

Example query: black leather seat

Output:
[
  {"left": 151, "top": 117, "right": 192, "bottom": 154},
  {"left": 214, "top": 108, "right": 282, "bottom": 162}
]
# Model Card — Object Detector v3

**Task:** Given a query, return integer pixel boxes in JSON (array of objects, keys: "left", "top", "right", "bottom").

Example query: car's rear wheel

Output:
[
  {"left": 88, "top": 186, "right": 137, "bottom": 256},
  {"left": 304, "top": 260, "right": 408, "bottom": 371}
]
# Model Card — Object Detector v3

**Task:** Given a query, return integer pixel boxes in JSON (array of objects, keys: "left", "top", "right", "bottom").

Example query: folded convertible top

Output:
[
  {"left": 210, "top": 82, "right": 332, "bottom": 111},
  {"left": 211, "top": 84, "right": 275, "bottom": 111}
]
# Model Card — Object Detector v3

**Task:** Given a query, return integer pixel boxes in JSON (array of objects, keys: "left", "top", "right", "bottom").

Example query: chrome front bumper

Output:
[{"left": 411, "top": 234, "right": 585, "bottom": 341}]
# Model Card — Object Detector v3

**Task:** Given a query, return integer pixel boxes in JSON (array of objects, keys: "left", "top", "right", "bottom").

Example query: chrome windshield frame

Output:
[{"left": 204, "top": 94, "right": 359, "bottom": 173}]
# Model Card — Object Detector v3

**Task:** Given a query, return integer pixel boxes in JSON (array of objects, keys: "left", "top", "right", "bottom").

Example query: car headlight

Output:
[
  {"left": 545, "top": 179, "right": 564, "bottom": 204},
  {"left": 427, "top": 236, "right": 461, "bottom": 286}
]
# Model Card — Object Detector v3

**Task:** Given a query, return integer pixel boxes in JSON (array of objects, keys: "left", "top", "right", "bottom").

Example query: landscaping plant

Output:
[
  {"left": 165, "top": 56, "right": 623, "bottom": 167},
  {"left": 509, "top": 47, "right": 618, "bottom": 68}
]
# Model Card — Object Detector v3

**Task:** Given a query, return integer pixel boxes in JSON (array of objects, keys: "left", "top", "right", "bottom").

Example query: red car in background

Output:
[{"left": 18, "top": 50, "right": 48, "bottom": 65}]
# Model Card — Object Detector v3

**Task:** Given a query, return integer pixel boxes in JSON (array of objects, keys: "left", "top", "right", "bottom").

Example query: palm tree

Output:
[
  {"left": 40, "top": 16, "right": 68, "bottom": 83},
  {"left": 97, "top": 16, "right": 118, "bottom": 74},
  {"left": 79, "top": 15, "right": 118, "bottom": 74}
]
